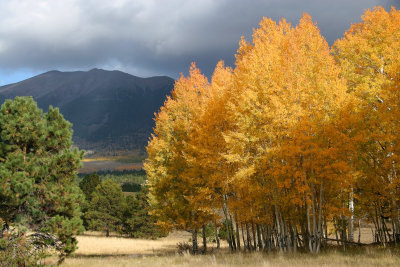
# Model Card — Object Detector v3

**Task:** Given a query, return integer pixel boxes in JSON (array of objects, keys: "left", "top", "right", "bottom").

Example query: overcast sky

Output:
[{"left": 0, "top": 0, "right": 399, "bottom": 85}]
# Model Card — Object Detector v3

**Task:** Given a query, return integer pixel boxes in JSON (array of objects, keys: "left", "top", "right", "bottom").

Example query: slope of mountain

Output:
[{"left": 0, "top": 69, "right": 174, "bottom": 151}]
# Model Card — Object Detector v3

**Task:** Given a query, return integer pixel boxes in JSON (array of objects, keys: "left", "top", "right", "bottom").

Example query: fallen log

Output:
[{"left": 324, "top": 237, "right": 368, "bottom": 246}]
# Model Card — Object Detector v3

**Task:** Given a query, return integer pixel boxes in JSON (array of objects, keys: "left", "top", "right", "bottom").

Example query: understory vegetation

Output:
[
  {"left": 79, "top": 169, "right": 147, "bottom": 192},
  {"left": 79, "top": 172, "right": 166, "bottom": 239}
]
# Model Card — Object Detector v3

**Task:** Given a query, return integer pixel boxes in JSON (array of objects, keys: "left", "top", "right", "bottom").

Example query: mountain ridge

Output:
[{"left": 0, "top": 69, "right": 174, "bottom": 152}]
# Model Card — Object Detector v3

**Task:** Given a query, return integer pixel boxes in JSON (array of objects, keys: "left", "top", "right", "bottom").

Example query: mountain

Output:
[{"left": 0, "top": 69, "right": 174, "bottom": 151}]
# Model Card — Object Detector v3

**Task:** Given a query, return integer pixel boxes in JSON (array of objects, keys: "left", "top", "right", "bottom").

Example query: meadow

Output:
[
  {"left": 80, "top": 159, "right": 143, "bottom": 173},
  {"left": 60, "top": 251, "right": 400, "bottom": 267},
  {"left": 46, "top": 229, "right": 400, "bottom": 267},
  {"left": 80, "top": 151, "right": 145, "bottom": 173}
]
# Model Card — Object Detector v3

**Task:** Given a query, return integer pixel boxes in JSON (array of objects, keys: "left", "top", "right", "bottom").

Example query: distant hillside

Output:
[{"left": 0, "top": 69, "right": 174, "bottom": 152}]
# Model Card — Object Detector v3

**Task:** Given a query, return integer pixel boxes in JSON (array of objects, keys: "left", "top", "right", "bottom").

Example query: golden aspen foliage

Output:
[
  {"left": 186, "top": 61, "right": 234, "bottom": 212},
  {"left": 221, "top": 13, "right": 350, "bottom": 252},
  {"left": 144, "top": 63, "right": 210, "bottom": 233},
  {"left": 334, "top": 7, "right": 400, "bottom": 244},
  {"left": 145, "top": 6, "right": 400, "bottom": 253}
]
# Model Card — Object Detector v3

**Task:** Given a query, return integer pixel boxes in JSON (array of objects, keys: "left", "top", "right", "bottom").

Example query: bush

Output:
[{"left": 176, "top": 242, "right": 193, "bottom": 255}]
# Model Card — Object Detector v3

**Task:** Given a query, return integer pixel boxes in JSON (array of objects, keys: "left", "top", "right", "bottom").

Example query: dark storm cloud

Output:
[{"left": 0, "top": 0, "right": 398, "bottom": 80}]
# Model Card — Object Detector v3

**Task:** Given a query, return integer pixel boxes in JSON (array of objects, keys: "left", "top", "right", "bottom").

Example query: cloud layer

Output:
[{"left": 0, "top": 0, "right": 398, "bottom": 81}]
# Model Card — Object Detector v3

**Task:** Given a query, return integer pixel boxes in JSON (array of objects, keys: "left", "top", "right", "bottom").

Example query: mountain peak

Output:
[
  {"left": 45, "top": 70, "right": 61, "bottom": 74},
  {"left": 0, "top": 70, "right": 174, "bottom": 151},
  {"left": 89, "top": 68, "right": 104, "bottom": 72}
]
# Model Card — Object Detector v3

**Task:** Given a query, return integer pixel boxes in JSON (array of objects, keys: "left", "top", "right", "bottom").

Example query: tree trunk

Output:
[
  {"left": 335, "top": 226, "right": 340, "bottom": 245},
  {"left": 229, "top": 214, "right": 237, "bottom": 250},
  {"left": 214, "top": 221, "right": 220, "bottom": 250},
  {"left": 341, "top": 216, "right": 346, "bottom": 251},
  {"left": 274, "top": 205, "right": 283, "bottom": 252},
  {"left": 202, "top": 225, "right": 207, "bottom": 254},
  {"left": 348, "top": 188, "right": 354, "bottom": 242},
  {"left": 260, "top": 224, "right": 267, "bottom": 250},
  {"left": 306, "top": 201, "right": 312, "bottom": 252},
  {"left": 235, "top": 212, "right": 241, "bottom": 251},
  {"left": 324, "top": 216, "right": 328, "bottom": 248},
  {"left": 293, "top": 217, "right": 297, "bottom": 253},
  {"left": 256, "top": 224, "right": 262, "bottom": 250},
  {"left": 251, "top": 221, "right": 257, "bottom": 250},
  {"left": 246, "top": 221, "right": 251, "bottom": 251},
  {"left": 192, "top": 229, "right": 198, "bottom": 254},
  {"left": 222, "top": 196, "right": 233, "bottom": 252},
  {"left": 311, "top": 185, "right": 317, "bottom": 253},
  {"left": 316, "top": 184, "right": 323, "bottom": 253},
  {"left": 391, "top": 218, "right": 396, "bottom": 245},
  {"left": 266, "top": 224, "right": 272, "bottom": 251},
  {"left": 241, "top": 223, "right": 247, "bottom": 252},
  {"left": 381, "top": 216, "right": 390, "bottom": 244}
]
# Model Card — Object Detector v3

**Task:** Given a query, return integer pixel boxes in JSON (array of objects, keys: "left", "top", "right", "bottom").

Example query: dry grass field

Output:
[
  {"left": 79, "top": 151, "right": 145, "bottom": 173},
  {"left": 60, "top": 250, "right": 400, "bottom": 267},
  {"left": 47, "top": 230, "right": 400, "bottom": 267},
  {"left": 73, "top": 231, "right": 196, "bottom": 256},
  {"left": 79, "top": 159, "right": 142, "bottom": 173}
]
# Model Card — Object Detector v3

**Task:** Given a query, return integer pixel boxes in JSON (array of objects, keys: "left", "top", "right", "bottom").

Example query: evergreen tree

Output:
[
  {"left": 85, "top": 179, "right": 126, "bottom": 236},
  {"left": 78, "top": 172, "right": 101, "bottom": 228},
  {"left": 0, "top": 97, "right": 84, "bottom": 264},
  {"left": 79, "top": 172, "right": 101, "bottom": 201},
  {"left": 123, "top": 188, "right": 167, "bottom": 238}
]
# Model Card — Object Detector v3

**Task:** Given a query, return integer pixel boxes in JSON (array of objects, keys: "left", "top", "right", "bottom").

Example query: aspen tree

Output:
[
  {"left": 333, "top": 7, "right": 400, "bottom": 244},
  {"left": 223, "top": 13, "right": 349, "bottom": 252},
  {"left": 145, "top": 63, "right": 211, "bottom": 254}
]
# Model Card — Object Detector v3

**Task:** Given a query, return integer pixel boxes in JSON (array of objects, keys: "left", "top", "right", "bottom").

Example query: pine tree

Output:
[
  {"left": 79, "top": 172, "right": 101, "bottom": 202},
  {"left": 123, "top": 188, "right": 167, "bottom": 238},
  {"left": 0, "top": 97, "right": 84, "bottom": 264},
  {"left": 85, "top": 179, "right": 126, "bottom": 237}
]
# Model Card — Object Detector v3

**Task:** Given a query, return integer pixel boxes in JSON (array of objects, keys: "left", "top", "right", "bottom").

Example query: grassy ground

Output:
[
  {"left": 60, "top": 247, "right": 400, "bottom": 267},
  {"left": 48, "top": 231, "right": 400, "bottom": 267},
  {"left": 73, "top": 231, "right": 196, "bottom": 256}
]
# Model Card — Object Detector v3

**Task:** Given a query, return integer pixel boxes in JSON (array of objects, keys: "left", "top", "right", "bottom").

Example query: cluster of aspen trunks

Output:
[{"left": 145, "top": 7, "right": 400, "bottom": 254}]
